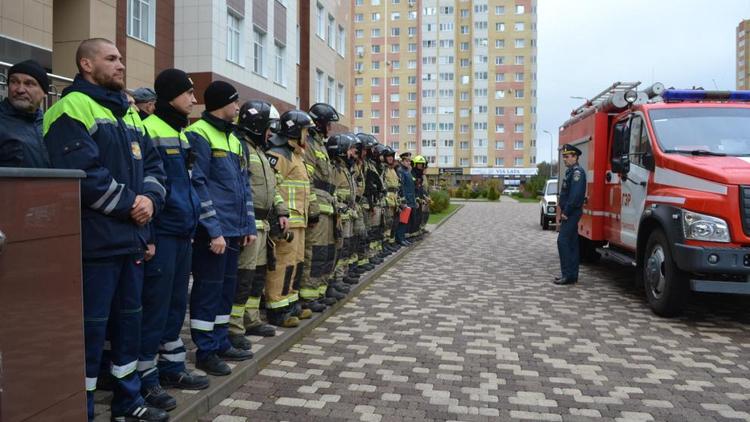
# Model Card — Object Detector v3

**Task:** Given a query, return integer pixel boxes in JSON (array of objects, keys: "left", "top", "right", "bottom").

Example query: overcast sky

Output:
[{"left": 536, "top": 0, "right": 750, "bottom": 163}]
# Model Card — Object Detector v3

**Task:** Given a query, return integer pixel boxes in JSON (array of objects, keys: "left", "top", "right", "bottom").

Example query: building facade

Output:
[
  {"left": 737, "top": 19, "right": 750, "bottom": 90},
  {"left": 351, "top": 0, "right": 538, "bottom": 181},
  {"left": 174, "top": 0, "right": 299, "bottom": 115}
]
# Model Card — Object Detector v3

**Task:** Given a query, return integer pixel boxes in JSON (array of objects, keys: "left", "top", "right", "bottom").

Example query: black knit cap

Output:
[
  {"left": 154, "top": 68, "right": 193, "bottom": 102},
  {"left": 8, "top": 59, "right": 49, "bottom": 93},
  {"left": 204, "top": 81, "right": 239, "bottom": 112}
]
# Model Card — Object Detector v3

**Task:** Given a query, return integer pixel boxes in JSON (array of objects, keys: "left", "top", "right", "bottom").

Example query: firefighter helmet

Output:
[
  {"left": 326, "top": 132, "right": 357, "bottom": 158},
  {"left": 276, "top": 109, "right": 314, "bottom": 140},
  {"left": 355, "top": 133, "right": 378, "bottom": 149},
  {"left": 238, "top": 100, "right": 280, "bottom": 136},
  {"left": 412, "top": 155, "right": 427, "bottom": 165},
  {"left": 308, "top": 103, "right": 340, "bottom": 124}
]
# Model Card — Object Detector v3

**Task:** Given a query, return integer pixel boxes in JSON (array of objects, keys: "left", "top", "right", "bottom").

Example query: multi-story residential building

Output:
[
  {"left": 737, "top": 19, "right": 750, "bottom": 90},
  {"left": 352, "top": 0, "right": 538, "bottom": 183},
  {"left": 299, "top": 0, "right": 353, "bottom": 130},
  {"left": 0, "top": 0, "right": 175, "bottom": 90},
  {"left": 175, "top": 0, "right": 299, "bottom": 115}
]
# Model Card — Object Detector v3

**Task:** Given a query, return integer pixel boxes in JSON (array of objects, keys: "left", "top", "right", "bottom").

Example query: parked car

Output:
[
  {"left": 539, "top": 179, "right": 558, "bottom": 230},
  {"left": 503, "top": 186, "right": 520, "bottom": 195}
]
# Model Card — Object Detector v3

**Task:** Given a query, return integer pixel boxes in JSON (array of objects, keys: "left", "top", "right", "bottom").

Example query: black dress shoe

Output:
[
  {"left": 229, "top": 334, "right": 252, "bottom": 351},
  {"left": 219, "top": 346, "right": 254, "bottom": 361},
  {"left": 554, "top": 275, "right": 563, "bottom": 281},
  {"left": 160, "top": 370, "right": 209, "bottom": 390},
  {"left": 196, "top": 354, "right": 231, "bottom": 376},
  {"left": 142, "top": 384, "right": 176, "bottom": 411},
  {"left": 112, "top": 405, "right": 169, "bottom": 422},
  {"left": 245, "top": 323, "right": 276, "bottom": 337},
  {"left": 553, "top": 277, "right": 578, "bottom": 285}
]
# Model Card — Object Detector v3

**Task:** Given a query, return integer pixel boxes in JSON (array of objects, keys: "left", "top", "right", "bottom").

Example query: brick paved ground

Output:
[{"left": 164, "top": 201, "right": 750, "bottom": 421}]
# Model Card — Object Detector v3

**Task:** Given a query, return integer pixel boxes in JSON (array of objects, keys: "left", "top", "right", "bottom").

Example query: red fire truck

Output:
[{"left": 559, "top": 81, "right": 750, "bottom": 316}]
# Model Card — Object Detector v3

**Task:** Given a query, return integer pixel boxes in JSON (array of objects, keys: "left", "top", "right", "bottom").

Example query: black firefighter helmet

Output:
[
  {"left": 309, "top": 102, "right": 340, "bottom": 125},
  {"left": 273, "top": 109, "right": 314, "bottom": 143},
  {"left": 238, "top": 100, "right": 281, "bottom": 137},
  {"left": 326, "top": 132, "right": 357, "bottom": 158}
]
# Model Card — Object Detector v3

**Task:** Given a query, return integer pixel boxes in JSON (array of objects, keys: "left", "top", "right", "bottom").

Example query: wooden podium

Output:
[{"left": 0, "top": 168, "right": 87, "bottom": 422}]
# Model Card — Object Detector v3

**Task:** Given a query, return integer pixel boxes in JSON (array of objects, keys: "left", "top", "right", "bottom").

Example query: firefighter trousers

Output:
[
  {"left": 265, "top": 227, "right": 305, "bottom": 310},
  {"left": 139, "top": 235, "right": 191, "bottom": 389},
  {"left": 190, "top": 229, "right": 240, "bottom": 362},
  {"left": 367, "top": 205, "right": 383, "bottom": 256},
  {"left": 557, "top": 209, "right": 582, "bottom": 280},
  {"left": 353, "top": 204, "right": 368, "bottom": 265},
  {"left": 333, "top": 216, "right": 354, "bottom": 281},
  {"left": 230, "top": 226, "right": 269, "bottom": 335},
  {"left": 301, "top": 213, "right": 336, "bottom": 301},
  {"left": 83, "top": 254, "right": 144, "bottom": 420}
]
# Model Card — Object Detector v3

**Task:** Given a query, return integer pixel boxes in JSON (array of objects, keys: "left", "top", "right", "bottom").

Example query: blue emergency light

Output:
[{"left": 662, "top": 89, "right": 750, "bottom": 102}]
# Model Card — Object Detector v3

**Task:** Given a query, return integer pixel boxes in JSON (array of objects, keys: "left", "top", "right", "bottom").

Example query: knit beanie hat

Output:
[
  {"left": 8, "top": 60, "right": 49, "bottom": 93},
  {"left": 154, "top": 68, "right": 193, "bottom": 102},
  {"left": 204, "top": 81, "right": 239, "bottom": 112}
]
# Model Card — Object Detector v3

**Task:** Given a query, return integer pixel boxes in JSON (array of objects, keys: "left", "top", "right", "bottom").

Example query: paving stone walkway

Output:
[{"left": 201, "top": 201, "right": 750, "bottom": 422}]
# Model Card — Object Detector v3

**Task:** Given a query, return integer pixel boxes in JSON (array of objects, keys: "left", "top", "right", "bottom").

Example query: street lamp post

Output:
[{"left": 543, "top": 130, "right": 554, "bottom": 178}]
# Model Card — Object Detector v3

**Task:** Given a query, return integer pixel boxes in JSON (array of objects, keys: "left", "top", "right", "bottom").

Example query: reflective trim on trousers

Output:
[
  {"left": 190, "top": 319, "right": 214, "bottom": 331},
  {"left": 266, "top": 298, "right": 290, "bottom": 309},
  {"left": 245, "top": 296, "right": 261, "bottom": 309},
  {"left": 214, "top": 314, "right": 230, "bottom": 324},
  {"left": 160, "top": 338, "right": 184, "bottom": 352},
  {"left": 231, "top": 305, "right": 245, "bottom": 318},
  {"left": 300, "top": 287, "right": 320, "bottom": 300},
  {"left": 86, "top": 377, "right": 98, "bottom": 391},
  {"left": 159, "top": 352, "right": 186, "bottom": 362},
  {"left": 288, "top": 293, "right": 299, "bottom": 303},
  {"left": 111, "top": 360, "right": 138, "bottom": 378},
  {"left": 137, "top": 357, "right": 157, "bottom": 371}
]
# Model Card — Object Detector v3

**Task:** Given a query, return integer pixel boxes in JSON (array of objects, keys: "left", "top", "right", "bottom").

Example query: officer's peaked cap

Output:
[{"left": 560, "top": 144, "right": 582, "bottom": 156}]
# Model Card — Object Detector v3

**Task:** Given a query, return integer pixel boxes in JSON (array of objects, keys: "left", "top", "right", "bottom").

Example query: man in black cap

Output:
[
  {"left": 555, "top": 144, "right": 586, "bottom": 285},
  {"left": 138, "top": 68, "right": 209, "bottom": 411},
  {"left": 132, "top": 87, "right": 157, "bottom": 120},
  {"left": 0, "top": 59, "right": 50, "bottom": 167},
  {"left": 185, "top": 81, "right": 257, "bottom": 376}
]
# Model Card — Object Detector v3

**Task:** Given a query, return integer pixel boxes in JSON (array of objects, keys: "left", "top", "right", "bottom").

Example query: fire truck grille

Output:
[{"left": 741, "top": 186, "right": 750, "bottom": 236}]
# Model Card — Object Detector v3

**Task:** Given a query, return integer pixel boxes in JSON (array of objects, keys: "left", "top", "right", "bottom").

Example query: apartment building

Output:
[
  {"left": 352, "top": 0, "right": 538, "bottom": 181},
  {"left": 299, "top": 0, "right": 353, "bottom": 130},
  {"left": 737, "top": 19, "right": 750, "bottom": 90}
]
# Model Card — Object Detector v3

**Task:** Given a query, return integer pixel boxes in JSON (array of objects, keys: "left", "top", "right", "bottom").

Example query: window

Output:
[
  {"left": 460, "top": 124, "right": 469, "bottom": 133},
  {"left": 408, "top": 125, "right": 417, "bottom": 134},
  {"left": 422, "top": 106, "right": 436, "bottom": 114},
  {"left": 495, "top": 90, "right": 505, "bottom": 99},
  {"left": 514, "top": 22, "right": 525, "bottom": 31},
  {"left": 372, "top": 60, "right": 380, "bottom": 69},
  {"left": 316, "top": 70, "right": 325, "bottom": 102},
  {"left": 475, "top": 21, "right": 488, "bottom": 30},
  {"left": 355, "top": 29, "right": 364, "bottom": 38},
  {"left": 390, "top": 109, "right": 399, "bottom": 118},
  {"left": 391, "top": 125, "right": 400, "bottom": 134},
  {"left": 515, "top": 4, "right": 525, "bottom": 14},
  {"left": 495, "top": 124, "right": 505, "bottom": 133},
  {"left": 514, "top": 140, "right": 525, "bottom": 150},
  {"left": 460, "top": 141, "right": 469, "bottom": 149},
  {"left": 391, "top": 27, "right": 400, "bottom": 36},
  {"left": 515, "top": 157, "right": 524, "bottom": 166},
  {"left": 515, "top": 89, "right": 524, "bottom": 98},
  {"left": 338, "top": 26, "right": 346, "bottom": 56},
  {"left": 515, "top": 38, "right": 526, "bottom": 48},
  {"left": 372, "top": 12, "right": 381, "bottom": 21},
  {"left": 495, "top": 5, "right": 505, "bottom": 15},
  {"left": 474, "top": 155, "right": 488, "bottom": 165},
  {"left": 408, "top": 75, "right": 417, "bottom": 85},
  {"left": 392, "top": 60, "right": 400, "bottom": 69},
  {"left": 391, "top": 141, "right": 400, "bottom": 150},
  {"left": 496, "top": 141, "right": 505, "bottom": 150},
  {"left": 407, "top": 92, "right": 417, "bottom": 101},
  {"left": 496, "top": 39, "right": 505, "bottom": 48},
  {"left": 337, "top": 84, "right": 345, "bottom": 114},
  {"left": 372, "top": 126, "right": 380, "bottom": 134},
  {"left": 515, "top": 106, "right": 524, "bottom": 116},
  {"left": 128, "top": 0, "right": 155, "bottom": 44},
  {"left": 407, "top": 109, "right": 417, "bottom": 118},
  {"left": 253, "top": 29, "right": 266, "bottom": 75},
  {"left": 354, "top": 110, "right": 364, "bottom": 118},
  {"left": 460, "top": 8, "right": 469, "bottom": 18},
  {"left": 371, "top": 94, "right": 380, "bottom": 102},
  {"left": 439, "top": 23, "right": 454, "bottom": 31},
  {"left": 422, "top": 139, "right": 436, "bottom": 147},
  {"left": 460, "top": 158, "right": 469, "bottom": 167},
  {"left": 474, "top": 4, "right": 488, "bottom": 13},
  {"left": 515, "top": 72, "right": 524, "bottom": 82},
  {"left": 274, "top": 43, "right": 285, "bottom": 85},
  {"left": 325, "top": 77, "right": 334, "bottom": 103},
  {"left": 441, "top": 6, "right": 454, "bottom": 14},
  {"left": 495, "top": 107, "right": 505, "bottom": 116},
  {"left": 391, "top": 12, "right": 400, "bottom": 20},
  {"left": 316, "top": 3, "right": 326, "bottom": 39},
  {"left": 408, "top": 60, "right": 417, "bottom": 69},
  {"left": 514, "top": 123, "right": 524, "bottom": 133},
  {"left": 226, "top": 11, "right": 242, "bottom": 65},
  {"left": 391, "top": 44, "right": 400, "bottom": 53},
  {"left": 372, "top": 45, "right": 381, "bottom": 53},
  {"left": 371, "top": 109, "right": 380, "bottom": 118},
  {"left": 327, "top": 15, "right": 335, "bottom": 48},
  {"left": 460, "top": 58, "right": 470, "bottom": 67},
  {"left": 496, "top": 22, "right": 506, "bottom": 32},
  {"left": 460, "top": 42, "right": 469, "bottom": 51},
  {"left": 354, "top": 13, "right": 363, "bottom": 22},
  {"left": 408, "top": 26, "right": 417, "bottom": 36},
  {"left": 439, "top": 40, "right": 454, "bottom": 48},
  {"left": 495, "top": 157, "right": 504, "bottom": 166},
  {"left": 391, "top": 76, "right": 400, "bottom": 86},
  {"left": 460, "top": 25, "right": 470, "bottom": 34},
  {"left": 408, "top": 43, "right": 417, "bottom": 52},
  {"left": 390, "top": 93, "right": 400, "bottom": 102},
  {"left": 372, "top": 28, "right": 381, "bottom": 37},
  {"left": 515, "top": 55, "right": 525, "bottom": 65},
  {"left": 495, "top": 56, "right": 505, "bottom": 65},
  {"left": 443, "top": 140, "right": 454, "bottom": 147},
  {"left": 354, "top": 94, "right": 363, "bottom": 103}
]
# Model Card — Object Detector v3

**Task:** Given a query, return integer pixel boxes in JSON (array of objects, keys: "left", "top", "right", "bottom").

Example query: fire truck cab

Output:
[{"left": 559, "top": 81, "right": 750, "bottom": 316}]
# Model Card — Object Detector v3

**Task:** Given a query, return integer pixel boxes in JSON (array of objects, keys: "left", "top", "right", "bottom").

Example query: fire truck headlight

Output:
[
  {"left": 682, "top": 210, "right": 730, "bottom": 243},
  {"left": 547, "top": 206, "right": 556, "bottom": 213}
]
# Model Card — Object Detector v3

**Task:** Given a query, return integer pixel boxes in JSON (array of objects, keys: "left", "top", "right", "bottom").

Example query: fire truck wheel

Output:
[{"left": 643, "top": 229, "right": 688, "bottom": 317}]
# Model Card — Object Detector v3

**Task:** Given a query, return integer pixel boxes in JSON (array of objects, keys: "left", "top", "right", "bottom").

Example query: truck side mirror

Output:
[
  {"left": 642, "top": 153, "right": 654, "bottom": 170},
  {"left": 620, "top": 154, "right": 631, "bottom": 174}
]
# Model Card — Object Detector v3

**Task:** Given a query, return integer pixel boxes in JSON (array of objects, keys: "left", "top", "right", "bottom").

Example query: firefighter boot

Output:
[
  {"left": 142, "top": 384, "right": 176, "bottom": 411},
  {"left": 267, "top": 308, "right": 300, "bottom": 328},
  {"left": 326, "top": 285, "right": 346, "bottom": 300},
  {"left": 291, "top": 301, "right": 313, "bottom": 320},
  {"left": 229, "top": 334, "right": 252, "bottom": 351},
  {"left": 302, "top": 299, "right": 327, "bottom": 313}
]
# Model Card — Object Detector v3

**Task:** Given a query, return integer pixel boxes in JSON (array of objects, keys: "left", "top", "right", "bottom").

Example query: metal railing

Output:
[{"left": 0, "top": 60, "right": 74, "bottom": 111}]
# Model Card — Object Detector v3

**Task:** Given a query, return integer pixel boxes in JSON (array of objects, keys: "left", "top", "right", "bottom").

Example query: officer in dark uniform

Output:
[{"left": 554, "top": 144, "right": 586, "bottom": 285}]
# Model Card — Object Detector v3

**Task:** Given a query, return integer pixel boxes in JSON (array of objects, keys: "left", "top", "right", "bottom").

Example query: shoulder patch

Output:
[
  {"left": 268, "top": 155, "right": 279, "bottom": 168},
  {"left": 573, "top": 170, "right": 581, "bottom": 181}
]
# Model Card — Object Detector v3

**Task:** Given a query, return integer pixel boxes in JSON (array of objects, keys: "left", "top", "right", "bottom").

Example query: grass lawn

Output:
[
  {"left": 428, "top": 203, "right": 461, "bottom": 225},
  {"left": 511, "top": 195, "right": 541, "bottom": 203}
]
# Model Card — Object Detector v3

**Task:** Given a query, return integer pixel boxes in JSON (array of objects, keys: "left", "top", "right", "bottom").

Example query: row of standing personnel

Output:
[{"left": 5, "top": 38, "right": 430, "bottom": 422}]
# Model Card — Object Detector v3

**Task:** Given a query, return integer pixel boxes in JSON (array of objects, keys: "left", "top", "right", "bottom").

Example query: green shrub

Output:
[
  {"left": 487, "top": 185, "right": 500, "bottom": 201},
  {"left": 429, "top": 190, "right": 450, "bottom": 213}
]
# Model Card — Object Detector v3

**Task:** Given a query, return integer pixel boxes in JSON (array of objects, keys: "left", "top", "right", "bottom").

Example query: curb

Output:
[{"left": 171, "top": 240, "right": 421, "bottom": 421}]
